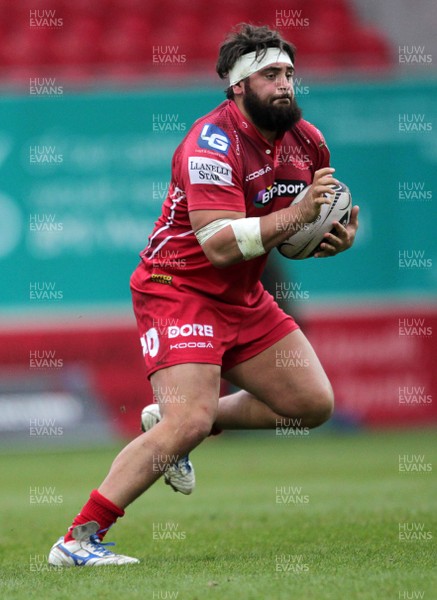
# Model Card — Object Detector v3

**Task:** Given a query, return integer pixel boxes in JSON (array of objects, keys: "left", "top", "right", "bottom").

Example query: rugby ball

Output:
[{"left": 277, "top": 181, "right": 352, "bottom": 259}]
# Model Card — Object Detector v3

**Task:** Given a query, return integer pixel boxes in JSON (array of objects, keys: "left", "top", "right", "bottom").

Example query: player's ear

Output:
[{"left": 232, "top": 81, "right": 244, "bottom": 96}]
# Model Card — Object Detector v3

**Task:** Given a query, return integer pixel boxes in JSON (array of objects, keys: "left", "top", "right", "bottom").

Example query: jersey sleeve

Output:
[
  {"left": 176, "top": 120, "right": 246, "bottom": 214},
  {"left": 314, "top": 126, "right": 330, "bottom": 170},
  {"left": 296, "top": 119, "right": 331, "bottom": 172}
]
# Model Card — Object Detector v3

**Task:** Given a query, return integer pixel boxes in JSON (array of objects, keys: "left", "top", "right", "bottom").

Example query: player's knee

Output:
[
  {"left": 164, "top": 409, "right": 214, "bottom": 447},
  {"left": 300, "top": 384, "right": 334, "bottom": 427},
  {"left": 314, "top": 386, "right": 334, "bottom": 425},
  {"left": 277, "top": 382, "right": 334, "bottom": 428},
  {"left": 186, "top": 413, "right": 215, "bottom": 444}
]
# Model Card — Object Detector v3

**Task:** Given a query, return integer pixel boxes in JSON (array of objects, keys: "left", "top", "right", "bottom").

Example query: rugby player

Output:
[{"left": 49, "top": 23, "right": 359, "bottom": 566}]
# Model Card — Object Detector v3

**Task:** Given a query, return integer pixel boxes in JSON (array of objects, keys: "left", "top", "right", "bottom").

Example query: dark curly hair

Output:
[{"left": 216, "top": 23, "right": 296, "bottom": 99}]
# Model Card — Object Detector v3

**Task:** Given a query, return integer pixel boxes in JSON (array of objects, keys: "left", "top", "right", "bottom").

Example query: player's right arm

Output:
[{"left": 190, "top": 167, "right": 337, "bottom": 268}]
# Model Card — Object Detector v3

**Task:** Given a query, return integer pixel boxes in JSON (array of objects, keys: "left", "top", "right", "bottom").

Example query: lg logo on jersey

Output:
[
  {"left": 197, "top": 124, "right": 230, "bottom": 155},
  {"left": 254, "top": 179, "right": 307, "bottom": 207}
]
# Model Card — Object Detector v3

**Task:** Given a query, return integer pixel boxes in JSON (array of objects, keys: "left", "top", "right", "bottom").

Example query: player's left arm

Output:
[
  {"left": 313, "top": 205, "right": 359, "bottom": 258},
  {"left": 310, "top": 125, "right": 359, "bottom": 258}
]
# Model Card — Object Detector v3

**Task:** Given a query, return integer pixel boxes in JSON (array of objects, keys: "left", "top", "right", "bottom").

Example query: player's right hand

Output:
[{"left": 298, "top": 167, "right": 339, "bottom": 223}]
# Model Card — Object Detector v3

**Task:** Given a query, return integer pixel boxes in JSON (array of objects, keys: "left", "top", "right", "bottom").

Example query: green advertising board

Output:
[{"left": 0, "top": 78, "right": 435, "bottom": 316}]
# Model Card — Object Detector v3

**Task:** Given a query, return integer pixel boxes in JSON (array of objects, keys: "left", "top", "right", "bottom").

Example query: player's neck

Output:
[{"left": 233, "top": 97, "right": 277, "bottom": 144}]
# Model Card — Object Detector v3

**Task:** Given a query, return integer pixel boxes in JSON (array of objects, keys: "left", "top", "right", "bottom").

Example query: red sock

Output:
[{"left": 64, "top": 489, "right": 125, "bottom": 542}]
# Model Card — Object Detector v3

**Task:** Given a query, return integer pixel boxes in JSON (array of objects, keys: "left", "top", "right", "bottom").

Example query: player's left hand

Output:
[{"left": 314, "top": 205, "right": 359, "bottom": 258}]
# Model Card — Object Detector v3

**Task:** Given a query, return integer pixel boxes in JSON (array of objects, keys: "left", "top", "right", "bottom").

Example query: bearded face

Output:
[{"left": 242, "top": 77, "right": 302, "bottom": 135}]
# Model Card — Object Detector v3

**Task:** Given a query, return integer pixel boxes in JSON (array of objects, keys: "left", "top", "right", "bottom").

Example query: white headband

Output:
[{"left": 229, "top": 48, "right": 293, "bottom": 86}]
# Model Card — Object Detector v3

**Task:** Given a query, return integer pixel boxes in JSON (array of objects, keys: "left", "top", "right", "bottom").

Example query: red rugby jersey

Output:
[{"left": 134, "top": 99, "right": 330, "bottom": 306}]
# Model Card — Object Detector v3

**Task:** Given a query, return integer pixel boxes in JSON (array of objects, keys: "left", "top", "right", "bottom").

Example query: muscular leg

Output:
[
  {"left": 213, "top": 389, "right": 282, "bottom": 429},
  {"left": 99, "top": 329, "right": 332, "bottom": 507},
  {"left": 216, "top": 329, "right": 334, "bottom": 430},
  {"left": 99, "top": 363, "right": 220, "bottom": 509}
]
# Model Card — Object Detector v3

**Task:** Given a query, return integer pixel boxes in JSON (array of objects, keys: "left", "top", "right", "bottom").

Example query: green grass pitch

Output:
[{"left": 0, "top": 429, "right": 436, "bottom": 599}]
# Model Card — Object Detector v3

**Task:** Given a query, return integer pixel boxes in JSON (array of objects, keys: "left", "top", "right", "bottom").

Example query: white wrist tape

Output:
[
  {"left": 229, "top": 48, "right": 293, "bottom": 86},
  {"left": 195, "top": 218, "right": 234, "bottom": 246},
  {"left": 230, "top": 217, "right": 265, "bottom": 260}
]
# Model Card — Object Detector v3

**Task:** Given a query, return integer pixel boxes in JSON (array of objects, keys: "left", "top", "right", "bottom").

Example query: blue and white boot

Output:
[{"left": 48, "top": 521, "right": 139, "bottom": 567}]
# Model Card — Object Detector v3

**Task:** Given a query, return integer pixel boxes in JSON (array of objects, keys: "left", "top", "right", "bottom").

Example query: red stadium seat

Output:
[
  {"left": 0, "top": 0, "right": 394, "bottom": 82},
  {"left": 49, "top": 16, "right": 105, "bottom": 67},
  {"left": 1, "top": 29, "right": 51, "bottom": 68}
]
